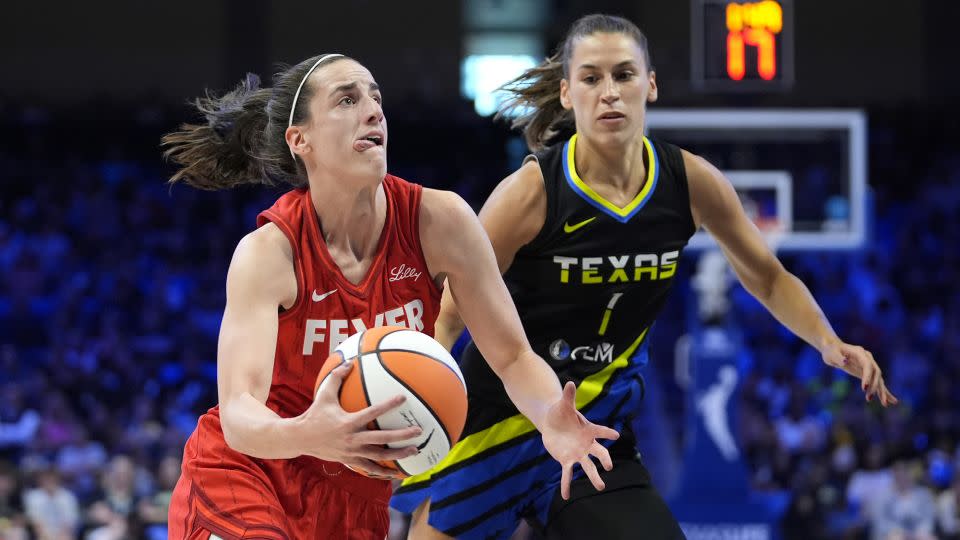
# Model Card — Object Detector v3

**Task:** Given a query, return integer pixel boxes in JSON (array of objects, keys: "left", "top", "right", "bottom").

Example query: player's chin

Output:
[
  {"left": 590, "top": 128, "right": 633, "bottom": 147},
  {"left": 351, "top": 155, "right": 387, "bottom": 178}
]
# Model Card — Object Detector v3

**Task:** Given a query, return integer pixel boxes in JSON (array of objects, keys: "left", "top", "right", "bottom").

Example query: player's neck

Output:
[
  {"left": 308, "top": 175, "right": 387, "bottom": 261},
  {"left": 575, "top": 135, "right": 647, "bottom": 194}
]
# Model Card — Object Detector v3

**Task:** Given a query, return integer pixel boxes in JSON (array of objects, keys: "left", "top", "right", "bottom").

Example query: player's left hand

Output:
[
  {"left": 540, "top": 381, "right": 620, "bottom": 500},
  {"left": 821, "top": 341, "right": 899, "bottom": 407}
]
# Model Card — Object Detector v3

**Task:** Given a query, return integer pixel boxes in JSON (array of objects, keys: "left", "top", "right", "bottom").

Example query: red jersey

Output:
[{"left": 169, "top": 175, "right": 443, "bottom": 540}]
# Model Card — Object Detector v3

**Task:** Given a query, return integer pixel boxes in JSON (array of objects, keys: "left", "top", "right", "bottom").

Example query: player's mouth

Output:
[
  {"left": 354, "top": 131, "right": 385, "bottom": 152},
  {"left": 597, "top": 111, "right": 627, "bottom": 126}
]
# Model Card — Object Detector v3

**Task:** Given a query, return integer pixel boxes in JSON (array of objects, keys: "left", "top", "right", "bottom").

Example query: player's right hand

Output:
[{"left": 295, "top": 360, "right": 421, "bottom": 480}]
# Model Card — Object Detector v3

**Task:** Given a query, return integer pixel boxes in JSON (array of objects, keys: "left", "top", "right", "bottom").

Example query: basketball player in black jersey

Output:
[{"left": 392, "top": 14, "right": 897, "bottom": 540}]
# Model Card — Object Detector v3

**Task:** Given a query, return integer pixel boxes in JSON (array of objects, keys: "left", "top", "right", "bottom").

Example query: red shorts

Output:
[{"left": 168, "top": 413, "right": 391, "bottom": 540}]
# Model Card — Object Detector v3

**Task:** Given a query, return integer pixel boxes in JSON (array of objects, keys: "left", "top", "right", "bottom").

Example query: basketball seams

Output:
[
  {"left": 314, "top": 350, "right": 345, "bottom": 400},
  {"left": 372, "top": 348, "right": 466, "bottom": 391},
  {"left": 357, "top": 355, "right": 378, "bottom": 430},
  {"left": 374, "top": 352, "right": 453, "bottom": 453},
  {"left": 351, "top": 329, "right": 368, "bottom": 360},
  {"left": 361, "top": 326, "right": 404, "bottom": 353}
]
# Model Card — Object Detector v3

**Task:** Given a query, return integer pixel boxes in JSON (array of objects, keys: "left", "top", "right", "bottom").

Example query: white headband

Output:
[{"left": 288, "top": 53, "right": 345, "bottom": 159}]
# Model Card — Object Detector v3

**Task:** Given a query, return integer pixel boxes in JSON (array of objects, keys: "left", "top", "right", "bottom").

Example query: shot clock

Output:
[{"left": 691, "top": 0, "right": 794, "bottom": 91}]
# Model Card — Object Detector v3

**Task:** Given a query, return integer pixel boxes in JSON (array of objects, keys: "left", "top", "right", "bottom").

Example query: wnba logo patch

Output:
[{"left": 549, "top": 339, "right": 571, "bottom": 361}]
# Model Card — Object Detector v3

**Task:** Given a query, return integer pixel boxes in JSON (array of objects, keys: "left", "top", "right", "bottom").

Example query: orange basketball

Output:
[{"left": 314, "top": 326, "right": 468, "bottom": 477}]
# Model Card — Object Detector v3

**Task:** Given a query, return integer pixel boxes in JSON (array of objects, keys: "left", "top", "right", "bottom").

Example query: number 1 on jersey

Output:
[{"left": 598, "top": 292, "right": 624, "bottom": 336}]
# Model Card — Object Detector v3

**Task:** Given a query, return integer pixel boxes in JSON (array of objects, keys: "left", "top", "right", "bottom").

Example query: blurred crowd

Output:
[
  {"left": 1, "top": 99, "right": 957, "bottom": 539},
  {"left": 726, "top": 117, "right": 960, "bottom": 539}
]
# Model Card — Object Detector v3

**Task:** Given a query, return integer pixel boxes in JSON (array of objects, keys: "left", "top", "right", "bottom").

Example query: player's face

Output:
[
  {"left": 292, "top": 59, "right": 388, "bottom": 182},
  {"left": 559, "top": 33, "right": 657, "bottom": 147}
]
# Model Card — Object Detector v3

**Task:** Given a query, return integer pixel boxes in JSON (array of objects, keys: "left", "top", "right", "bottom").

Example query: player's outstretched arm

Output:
[
  {"left": 420, "top": 188, "right": 618, "bottom": 499},
  {"left": 432, "top": 160, "right": 546, "bottom": 351},
  {"left": 217, "top": 225, "right": 420, "bottom": 476},
  {"left": 684, "top": 150, "right": 898, "bottom": 407}
]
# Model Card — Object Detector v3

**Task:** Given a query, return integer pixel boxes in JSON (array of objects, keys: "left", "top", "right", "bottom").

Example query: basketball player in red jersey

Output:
[{"left": 160, "top": 54, "right": 618, "bottom": 539}]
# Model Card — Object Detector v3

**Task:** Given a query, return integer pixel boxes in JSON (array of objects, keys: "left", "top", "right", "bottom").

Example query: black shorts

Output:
[{"left": 528, "top": 430, "right": 687, "bottom": 540}]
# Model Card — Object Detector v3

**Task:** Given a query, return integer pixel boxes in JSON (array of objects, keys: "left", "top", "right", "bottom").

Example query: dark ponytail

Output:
[
  {"left": 496, "top": 53, "right": 571, "bottom": 152},
  {"left": 162, "top": 54, "right": 350, "bottom": 190},
  {"left": 497, "top": 14, "right": 652, "bottom": 151}
]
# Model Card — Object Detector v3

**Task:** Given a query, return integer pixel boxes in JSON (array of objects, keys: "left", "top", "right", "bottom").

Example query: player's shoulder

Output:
[
  {"left": 227, "top": 223, "right": 295, "bottom": 293},
  {"left": 678, "top": 147, "right": 723, "bottom": 187},
  {"left": 481, "top": 159, "right": 547, "bottom": 215},
  {"left": 419, "top": 188, "right": 474, "bottom": 228},
  {"left": 507, "top": 158, "right": 547, "bottom": 193},
  {"left": 241, "top": 221, "right": 292, "bottom": 259}
]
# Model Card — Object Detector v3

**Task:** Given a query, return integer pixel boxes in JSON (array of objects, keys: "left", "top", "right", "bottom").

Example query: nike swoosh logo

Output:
[
  {"left": 563, "top": 217, "right": 596, "bottom": 233},
  {"left": 416, "top": 429, "right": 435, "bottom": 452},
  {"left": 311, "top": 289, "right": 338, "bottom": 302}
]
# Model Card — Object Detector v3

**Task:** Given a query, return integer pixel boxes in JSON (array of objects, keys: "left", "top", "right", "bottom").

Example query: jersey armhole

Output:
[
  {"left": 257, "top": 210, "right": 307, "bottom": 321},
  {"left": 517, "top": 151, "right": 554, "bottom": 254},
  {"left": 667, "top": 143, "right": 698, "bottom": 238}
]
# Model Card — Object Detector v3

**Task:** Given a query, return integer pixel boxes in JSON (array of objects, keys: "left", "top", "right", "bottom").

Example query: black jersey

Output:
[{"left": 460, "top": 133, "right": 697, "bottom": 432}]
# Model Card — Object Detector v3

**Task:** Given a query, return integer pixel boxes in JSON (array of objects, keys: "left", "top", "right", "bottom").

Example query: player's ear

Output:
[
  {"left": 286, "top": 125, "right": 310, "bottom": 158},
  {"left": 560, "top": 78, "right": 573, "bottom": 110}
]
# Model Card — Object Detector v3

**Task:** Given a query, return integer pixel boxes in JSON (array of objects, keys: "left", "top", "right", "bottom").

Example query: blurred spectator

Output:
[
  {"left": 775, "top": 391, "right": 827, "bottom": 455},
  {"left": 83, "top": 456, "right": 139, "bottom": 540},
  {"left": 848, "top": 443, "right": 894, "bottom": 520},
  {"left": 22, "top": 465, "right": 80, "bottom": 540},
  {"left": 55, "top": 427, "right": 107, "bottom": 502},
  {"left": 137, "top": 454, "right": 180, "bottom": 540},
  {"left": 868, "top": 460, "right": 936, "bottom": 540}
]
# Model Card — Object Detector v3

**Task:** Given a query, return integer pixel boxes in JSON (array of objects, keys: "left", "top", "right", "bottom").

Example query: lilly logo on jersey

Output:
[
  {"left": 549, "top": 339, "right": 615, "bottom": 363},
  {"left": 389, "top": 263, "right": 422, "bottom": 282},
  {"left": 552, "top": 250, "right": 679, "bottom": 284},
  {"left": 303, "top": 299, "right": 425, "bottom": 356}
]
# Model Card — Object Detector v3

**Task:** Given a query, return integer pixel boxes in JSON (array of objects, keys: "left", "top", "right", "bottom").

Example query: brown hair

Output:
[
  {"left": 161, "top": 54, "right": 351, "bottom": 190},
  {"left": 497, "top": 14, "right": 652, "bottom": 151}
]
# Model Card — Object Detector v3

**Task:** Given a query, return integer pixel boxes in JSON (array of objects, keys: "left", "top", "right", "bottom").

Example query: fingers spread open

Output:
[
  {"left": 591, "top": 441, "right": 613, "bottom": 471},
  {"left": 560, "top": 464, "right": 572, "bottom": 501},
  {"left": 580, "top": 457, "right": 605, "bottom": 492}
]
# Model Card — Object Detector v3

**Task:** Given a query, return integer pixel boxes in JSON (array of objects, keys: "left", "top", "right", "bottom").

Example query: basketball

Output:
[{"left": 313, "top": 326, "right": 468, "bottom": 477}]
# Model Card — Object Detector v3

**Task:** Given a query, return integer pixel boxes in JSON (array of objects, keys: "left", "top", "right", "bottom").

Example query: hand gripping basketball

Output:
[
  {"left": 312, "top": 327, "right": 468, "bottom": 479},
  {"left": 298, "top": 360, "right": 422, "bottom": 480},
  {"left": 541, "top": 381, "right": 621, "bottom": 500}
]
